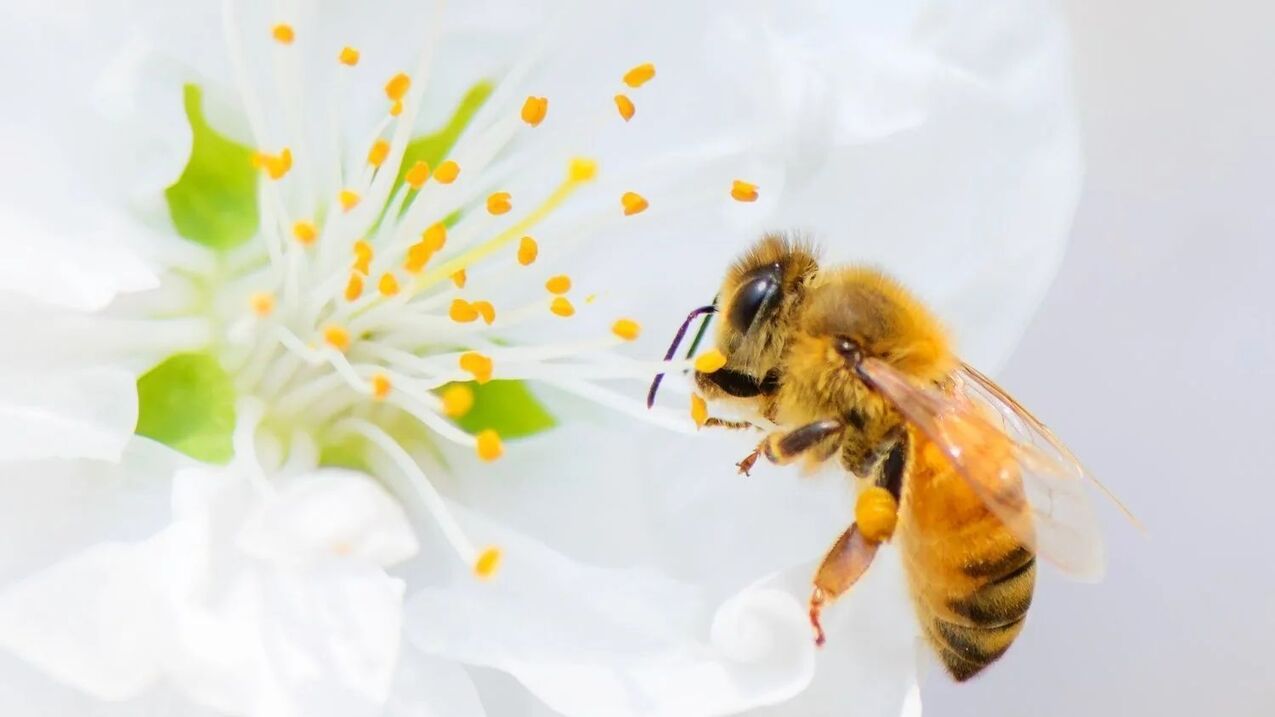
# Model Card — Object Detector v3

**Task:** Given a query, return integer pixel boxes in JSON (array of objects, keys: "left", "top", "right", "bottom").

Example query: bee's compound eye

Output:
[
  {"left": 835, "top": 336, "right": 863, "bottom": 365},
  {"left": 729, "top": 265, "right": 782, "bottom": 333}
]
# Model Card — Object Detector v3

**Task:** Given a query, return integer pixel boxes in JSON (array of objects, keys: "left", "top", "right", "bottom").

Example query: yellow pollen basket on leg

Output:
[{"left": 855, "top": 486, "right": 899, "bottom": 543}]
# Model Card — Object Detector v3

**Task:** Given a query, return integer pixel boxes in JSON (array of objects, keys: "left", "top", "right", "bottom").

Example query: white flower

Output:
[{"left": 0, "top": 0, "right": 1079, "bottom": 716}]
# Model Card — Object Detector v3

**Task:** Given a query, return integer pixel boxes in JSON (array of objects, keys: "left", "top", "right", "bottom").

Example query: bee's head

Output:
[{"left": 694, "top": 234, "right": 819, "bottom": 402}]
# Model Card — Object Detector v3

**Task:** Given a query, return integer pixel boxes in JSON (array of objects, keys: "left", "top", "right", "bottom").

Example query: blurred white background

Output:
[{"left": 929, "top": 1, "right": 1275, "bottom": 715}]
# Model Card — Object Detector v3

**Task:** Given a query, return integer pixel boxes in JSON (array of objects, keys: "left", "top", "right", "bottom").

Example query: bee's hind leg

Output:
[
  {"left": 810, "top": 487, "right": 899, "bottom": 646},
  {"left": 809, "top": 524, "right": 879, "bottom": 647}
]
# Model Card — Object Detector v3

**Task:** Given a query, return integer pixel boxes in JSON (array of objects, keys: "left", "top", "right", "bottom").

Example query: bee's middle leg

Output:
[{"left": 762, "top": 419, "right": 845, "bottom": 465}]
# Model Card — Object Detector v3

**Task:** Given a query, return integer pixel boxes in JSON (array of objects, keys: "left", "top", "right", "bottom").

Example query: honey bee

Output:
[{"left": 650, "top": 234, "right": 1134, "bottom": 681}]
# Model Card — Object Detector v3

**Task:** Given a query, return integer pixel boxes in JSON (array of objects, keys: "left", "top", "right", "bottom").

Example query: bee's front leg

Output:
[{"left": 762, "top": 419, "right": 845, "bottom": 465}]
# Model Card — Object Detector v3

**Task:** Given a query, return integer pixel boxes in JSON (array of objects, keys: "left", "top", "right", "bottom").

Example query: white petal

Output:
[
  {"left": 386, "top": 650, "right": 487, "bottom": 717},
  {"left": 405, "top": 503, "right": 815, "bottom": 717},
  {"left": 0, "top": 366, "right": 138, "bottom": 463},
  {"left": 0, "top": 541, "right": 166, "bottom": 700},
  {"left": 237, "top": 468, "right": 419, "bottom": 568}
]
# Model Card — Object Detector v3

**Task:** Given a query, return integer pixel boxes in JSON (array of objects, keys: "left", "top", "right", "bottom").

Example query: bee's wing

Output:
[{"left": 858, "top": 357, "right": 1106, "bottom": 582}]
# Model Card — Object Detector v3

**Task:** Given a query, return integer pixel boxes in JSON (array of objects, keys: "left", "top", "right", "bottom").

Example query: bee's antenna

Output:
[{"left": 646, "top": 303, "right": 717, "bottom": 408}]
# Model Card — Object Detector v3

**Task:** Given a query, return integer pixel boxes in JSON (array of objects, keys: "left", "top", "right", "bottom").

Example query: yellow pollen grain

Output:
[
  {"left": 440, "top": 383, "right": 474, "bottom": 418},
  {"left": 421, "top": 222, "right": 447, "bottom": 251},
  {"left": 370, "top": 373, "right": 392, "bottom": 400},
  {"left": 472, "top": 300, "right": 496, "bottom": 325},
  {"left": 338, "top": 46, "right": 360, "bottom": 66},
  {"left": 377, "top": 272, "right": 400, "bottom": 297},
  {"left": 449, "top": 298, "right": 479, "bottom": 323},
  {"left": 517, "top": 236, "right": 538, "bottom": 265},
  {"left": 545, "top": 275, "right": 571, "bottom": 295},
  {"left": 521, "top": 96, "right": 548, "bottom": 127},
  {"left": 614, "top": 94, "right": 635, "bottom": 121},
  {"left": 459, "top": 352, "right": 493, "bottom": 384},
  {"left": 292, "top": 220, "right": 318, "bottom": 246},
  {"left": 352, "top": 239, "right": 373, "bottom": 275},
  {"left": 405, "top": 160, "right": 430, "bottom": 189},
  {"left": 249, "top": 292, "right": 275, "bottom": 317},
  {"left": 550, "top": 296, "right": 575, "bottom": 317},
  {"left": 621, "top": 191, "right": 648, "bottom": 216},
  {"left": 623, "top": 62, "right": 656, "bottom": 88},
  {"left": 568, "top": 157, "right": 598, "bottom": 182},
  {"left": 451, "top": 269, "right": 467, "bottom": 288},
  {"left": 271, "top": 24, "right": 295, "bottom": 44},
  {"left": 690, "top": 393, "right": 709, "bottom": 428},
  {"left": 256, "top": 148, "right": 292, "bottom": 180},
  {"left": 487, "top": 191, "right": 512, "bottom": 215},
  {"left": 694, "top": 348, "right": 728, "bottom": 373},
  {"left": 404, "top": 242, "right": 433, "bottom": 273},
  {"left": 474, "top": 546, "right": 502, "bottom": 577},
  {"left": 384, "top": 72, "right": 411, "bottom": 102},
  {"left": 324, "top": 325, "right": 351, "bottom": 352},
  {"left": 611, "top": 318, "right": 640, "bottom": 341},
  {"left": 344, "top": 273, "right": 364, "bottom": 301},
  {"left": 434, "top": 160, "right": 460, "bottom": 183},
  {"left": 390, "top": 100, "right": 403, "bottom": 117},
  {"left": 367, "top": 139, "right": 390, "bottom": 167},
  {"left": 585, "top": 293, "right": 597, "bottom": 304},
  {"left": 339, "top": 190, "right": 360, "bottom": 212},
  {"left": 731, "top": 179, "right": 759, "bottom": 202},
  {"left": 475, "top": 430, "right": 504, "bottom": 462}
]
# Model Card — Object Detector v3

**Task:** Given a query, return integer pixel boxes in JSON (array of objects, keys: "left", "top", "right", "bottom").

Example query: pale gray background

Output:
[{"left": 930, "top": 1, "right": 1275, "bottom": 715}]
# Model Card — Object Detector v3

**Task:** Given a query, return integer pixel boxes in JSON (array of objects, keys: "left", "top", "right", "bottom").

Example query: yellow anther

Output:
[
  {"left": 449, "top": 299, "right": 479, "bottom": 323},
  {"left": 421, "top": 222, "right": 447, "bottom": 252},
  {"left": 384, "top": 72, "right": 411, "bottom": 102},
  {"left": 440, "top": 383, "right": 474, "bottom": 418},
  {"left": 474, "top": 546, "right": 502, "bottom": 577},
  {"left": 434, "top": 160, "right": 460, "bottom": 183},
  {"left": 694, "top": 348, "right": 728, "bottom": 373},
  {"left": 249, "top": 292, "right": 275, "bottom": 317},
  {"left": 475, "top": 430, "right": 504, "bottom": 462},
  {"left": 338, "top": 46, "right": 360, "bottom": 66},
  {"left": 459, "top": 352, "right": 493, "bottom": 384},
  {"left": 344, "top": 273, "right": 364, "bottom": 301},
  {"left": 292, "top": 220, "right": 318, "bottom": 246},
  {"left": 568, "top": 157, "right": 598, "bottom": 182},
  {"left": 731, "top": 179, "right": 759, "bottom": 202},
  {"left": 472, "top": 300, "right": 496, "bottom": 325},
  {"left": 487, "top": 192, "right": 512, "bottom": 215},
  {"left": 621, "top": 191, "right": 648, "bottom": 216},
  {"left": 614, "top": 94, "right": 635, "bottom": 121},
  {"left": 451, "top": 269, "right": 467, "bottom": 288},
  {"left": 404, "top": 242, "right": 433, "bottom": 273},
  {"left": 339, "top": 189, "right": 360, "bottom": 212},
  {"left": 323, "top": 325, "right": 351, "bottom": 352},
  {"left": 611, "top": 318, "right": 640, "bottom": 341},
  {"left": 521, "top": 96, "right": 548, "bottom": 127},
  {"left": 367, "top": 139, "right": 390, "bottom": 167},
  {"left": 855, "top": 486, "right": 899, "bottom": 543},
  {"left": 550, "top": 296, "right": 575, "bottom": 317},
  {"left": 405, "top": 160, "right": 430, "bottom": 189},
  {"left": 517, "top": 236, "right": 538, "bottom": 266},
  {"left": 623, "top": 62, "right": 656, "bottom": 88},
  {"left": 256, "top": 148, "right": 292, "bottom": 180},
  {"left": 377, "top": 272, "right": 400, "bottom": 297},
  {"left": 352, "top": 239, "right": 373, "bottom": 275},
  {"left": 272, "top": 24, "right": 295, "bottom": 44},
  {"left": 370, "top": 373, "right": 392, "bottom": 400},
  {"left": 690, "top": 393, "right": 708, "bottom": 429},
  {"left": 390, "top": 100, "right": 403, "bottom": 117},
  {"left": 545, "top": 275, "right": 571, "bottom": 295}
]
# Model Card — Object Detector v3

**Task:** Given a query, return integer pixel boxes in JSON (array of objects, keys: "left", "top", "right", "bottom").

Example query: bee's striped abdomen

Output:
[{"left": 927, "top": 550, "right": 1036, "bottom": 681}]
